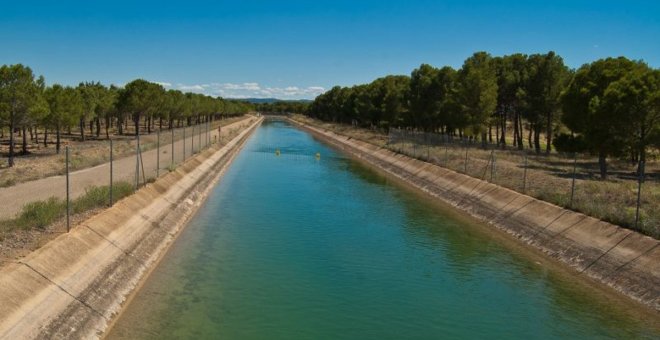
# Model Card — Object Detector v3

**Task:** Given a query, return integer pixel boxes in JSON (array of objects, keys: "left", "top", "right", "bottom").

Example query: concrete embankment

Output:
[
  {"left": 0, "top": 117, "right": 263, "bottom": 339},
  {"left": 290, "top": 118, "right": 660, "bottom": 312}
]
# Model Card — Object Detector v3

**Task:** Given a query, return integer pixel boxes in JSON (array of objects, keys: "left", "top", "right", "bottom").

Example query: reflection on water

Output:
[{"left": 108, "top": 120, "right": 659, "bottom": 340}]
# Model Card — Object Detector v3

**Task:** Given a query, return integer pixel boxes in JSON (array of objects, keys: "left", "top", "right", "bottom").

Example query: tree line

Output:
[
  {"left": 0, "top": 64, "right": 253, "bottom": 167},
  {"left": 307, "top": 52, "right": 659, "bottom": 179}
]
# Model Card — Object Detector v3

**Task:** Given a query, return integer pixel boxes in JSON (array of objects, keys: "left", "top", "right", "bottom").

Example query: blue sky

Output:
[{"left": 1, "top": 0, "right": 658, "bottom": 99}]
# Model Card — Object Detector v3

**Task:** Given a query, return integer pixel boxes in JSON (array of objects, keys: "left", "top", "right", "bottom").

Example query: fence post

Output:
[
  {"left": 171, "top": 127, "right": 174, "bottom": 167},
  {"left": 522, "top": 154, "right": 528, "bottom": 194},
  {"left": 156, "top": 129, "right": 160, "bottom": 177},
  {"left": 570, "top": 153, "right": 577, "bottom": 207},
  {"left": 445, "top": 144, "right": 449, "bottom": 167},
  {"left": 198, "top": 121, "right": 201, "bottom": 152},
  {"left": 135, "top": 134, "right": 140, "bottom": 190},
  {"left": 464, "top": 142, "right": 469, "bottom": 174},
  {"left": 191, "top": 124, "right": 195, "bottom": 154},
  {"left": 109, "top": 139, "right": 113, "bottom": 206},
  {"left": 427, "top": 134, "right": 430, "bottom": 161},
  {"left": 66, "top": 146, "right": 70, "bottom": 233},
  {"left": 490, "top": 150, "right": 495, "bottom": 182},
  {"left": 183, "top": 126, "right": 186, "bottom": 161},
  {"left": 635, "top": 160, "right": 645, "bottom": 229}
]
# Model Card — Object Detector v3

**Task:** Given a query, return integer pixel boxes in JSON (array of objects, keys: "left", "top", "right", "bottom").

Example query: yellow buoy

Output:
[
  {"left": 315, "top": 152, "right": 321, "bottom": 159},
  {"left": 275, "top": 149, "right": 281, "bottom": 156}
]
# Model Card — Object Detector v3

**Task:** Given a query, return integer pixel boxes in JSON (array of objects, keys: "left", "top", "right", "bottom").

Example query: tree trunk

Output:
[
  {"left": 80, "top": 117, "right": 85, "bottom": 141},
  {"left": 96, "top": 117, "right": 101, "bottom": 137},
  {"left": 89, "top": 119, "right": 94, "bottom": 136},
  {"left": 8, "top": 110, "right": 15, "bottom": 167},
  {"left": 533, "top": 127, "right": 541, "bottom": 154},
  {"left": 546, "top": 112, "right": 553, "bottom": 154},
  {"left": 516, "top": 111, "right": 524, "bottom": 150},
  {"left": 598, "top": 152, "right": 608, "bottom": 179},
  {"left": 22, "top": 126, "right": 28, "bottom": 155},
  {"left": 56, "top": 126, "right": 62, "bottom": 154},
  {"left": 527, "top": 126, "right": 533, "bottom": 149},
  {"left": 44, "top": 128, "right": 48, "bottom": 147},
  {"left": 135, "top": 114, "right": 140, "bottom": 136},
  {"left": 105, "top": 116, "right": 110, "bottom": 139}
]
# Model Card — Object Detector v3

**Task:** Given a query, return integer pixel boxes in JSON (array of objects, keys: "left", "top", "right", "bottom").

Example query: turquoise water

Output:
[{"left": 108, "top": 120, "right": 659, "bottom": 339}]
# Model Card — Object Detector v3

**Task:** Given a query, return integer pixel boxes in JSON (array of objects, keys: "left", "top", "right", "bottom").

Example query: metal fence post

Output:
[
  {"left": 109, "top": 139, "right": 113, "bottom": 206},
  {"left": 445, "top": 144, "right": 449, "bottom": 168},
  {"left": 183, "top": 126, "right": 186, "bottom": 161},
  {"left": 171, "top": 127, "right": 174, "bottom": 167},
  {"left": 464, "top": 143, "right": 469, "bottom": 174},
  {"left": 570, "top": 153, "right": 577, "bottom": 207},
  {"left": 490, "top": 150, "right": 495, "bottom": 182},
  {"left": 135, "top": 135, "right": 140, "bottom": 190},
  {"left": 522, "top": 154, "right": 528, "bottom": 194},
  {"left": 156, "top": 129, "right": 160, "bottom": 177},
  {"left": 198, "top": 121, "right": 201, "bottom": 152},
  {"left": 66, "top": 146, "right": 70, "bottom": 233},
  {"left": 635, "top": 160, "right": 645, "bottom": 229}
]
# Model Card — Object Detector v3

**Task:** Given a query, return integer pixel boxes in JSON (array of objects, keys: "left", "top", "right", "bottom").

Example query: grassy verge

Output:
[{"left": 0, "top": 182, "right": 134, "bottom": 232}]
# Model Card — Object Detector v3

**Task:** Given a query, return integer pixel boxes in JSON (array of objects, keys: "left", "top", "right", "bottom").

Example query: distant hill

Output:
[{"left": 237, "top": 98, "right": 312, "bottom": 104}]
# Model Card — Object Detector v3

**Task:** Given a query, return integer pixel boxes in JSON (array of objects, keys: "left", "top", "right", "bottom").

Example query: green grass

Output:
[{"left": 0, "top": 181, "right": 134, "bottom": 232}]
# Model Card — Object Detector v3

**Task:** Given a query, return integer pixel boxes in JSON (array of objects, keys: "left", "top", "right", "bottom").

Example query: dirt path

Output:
[{"left": 0, "top": 116, "right": 257, "bottom": 220}]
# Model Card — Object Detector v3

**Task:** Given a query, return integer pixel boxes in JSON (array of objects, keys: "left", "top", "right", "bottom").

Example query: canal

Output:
[{"left": 107, "top": 119, "right": 659, "bottom": 339}]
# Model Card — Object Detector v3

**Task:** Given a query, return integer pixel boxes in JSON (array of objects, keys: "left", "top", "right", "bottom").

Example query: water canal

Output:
[{"left": 107, "top": 119, "right": 659, "bottom": 339}]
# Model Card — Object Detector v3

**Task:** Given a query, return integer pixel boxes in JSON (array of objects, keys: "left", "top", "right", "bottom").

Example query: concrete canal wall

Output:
[
  {"left": 0, "top": 117, "right": 263, "bottom": 339},
  {"left": 291, "top": 118, "right": 659, "bottom": 312}
]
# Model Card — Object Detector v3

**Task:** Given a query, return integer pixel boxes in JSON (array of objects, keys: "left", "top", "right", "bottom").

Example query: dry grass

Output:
[
  {"left": 292, "top": 114, "right": 659, "bottom": 238},
  {"left": 0, "top": 116, "right": 247, "bottom": 188}
]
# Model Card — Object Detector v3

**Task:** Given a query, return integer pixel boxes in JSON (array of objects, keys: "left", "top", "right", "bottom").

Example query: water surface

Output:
[{"left": 108, "top": 120, "right": 659, "bottom": 339}]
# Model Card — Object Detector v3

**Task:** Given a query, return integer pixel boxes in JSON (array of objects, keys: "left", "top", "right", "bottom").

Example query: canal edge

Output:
[
  {"left": 288, "top": 117, "right": 660, "bottom": 314},
  {"left": 0, "top": 117, "right": 264, "bottom": 339}
]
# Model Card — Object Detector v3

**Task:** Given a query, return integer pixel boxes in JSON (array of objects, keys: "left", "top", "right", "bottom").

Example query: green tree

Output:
[
  {"left": 77, "top": 82, "right": 103, "bottom": 141},
  {"left": 117, "top": 79, "right": 165, "bottom": 136},
  {"left": 494, "top": 54, "right": 527, "bottom": 148},
  {"left": 44, "top": 85, "right": 83, "bottom": 153},
  {"left": 408, "top": 64, "right": 440, "bottom": 130},
  {"left": 601, "top": 65, "right": 660, "bottom": 169},
  {"left": 0, "top": 64, "right": 42, "bottom": 166},
  {"left": 457, "top": 52, "right": 498, "bottom": 144},
  {"left": 560, "top": 57, "right": 644, "bottom": 178},
  {"left": 520, "top": 52, "right": 570, "bottom": 154}
]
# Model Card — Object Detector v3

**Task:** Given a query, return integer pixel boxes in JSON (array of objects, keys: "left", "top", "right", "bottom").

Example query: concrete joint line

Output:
[
  {"left": 17, "top": 261, "right": 108, "bottom": 321},
  {"left": 602, "top": 244, "right": 658, "bottom": 280},
  {"left": 84, "top": 225, "right": 148, "bottom": 270},
  {"left": 580, "top": 231, "right": 633, "bottom": 274},
  {"left": 529, "top": 211, "right": 570, "bottom": 239}
]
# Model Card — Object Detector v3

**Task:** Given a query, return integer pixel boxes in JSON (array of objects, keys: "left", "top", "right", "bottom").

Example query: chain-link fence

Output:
[
  {"left": 0, "top": 117, "right": 256, "bottom": 237},
  {"left": 387, "top": 128, "right": 658, "bottom": 238}
]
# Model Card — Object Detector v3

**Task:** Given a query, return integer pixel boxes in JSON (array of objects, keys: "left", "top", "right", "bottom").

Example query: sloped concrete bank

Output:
[
  {"left": 0, "top": 117, "right": 263, "bottom": 339},
  {"left": 290, "top": 118, "right": 660, "bottom": 312}
]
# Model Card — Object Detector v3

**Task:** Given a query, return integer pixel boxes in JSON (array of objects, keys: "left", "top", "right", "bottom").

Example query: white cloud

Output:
[
  {"left": 153, "top": 81, "right": 172, "bottom": 88},
  {"left": 170, "top": 81, "right": 325, "bottom": 99},
  {"left": 178, "top": 84, "right": 205, "bottom": 92}
]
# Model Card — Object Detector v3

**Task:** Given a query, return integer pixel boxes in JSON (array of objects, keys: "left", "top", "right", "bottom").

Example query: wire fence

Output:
[
  {"left": 0, "top": 117, "right": 255, "bottom": 235},
  {"left": 386, "top": 128, "right": 658, "bottom": 238}
]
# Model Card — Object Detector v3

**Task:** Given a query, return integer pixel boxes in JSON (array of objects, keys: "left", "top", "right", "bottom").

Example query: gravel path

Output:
[{"left": 0, "top": 117, "right": 257, "bottom": 220}]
